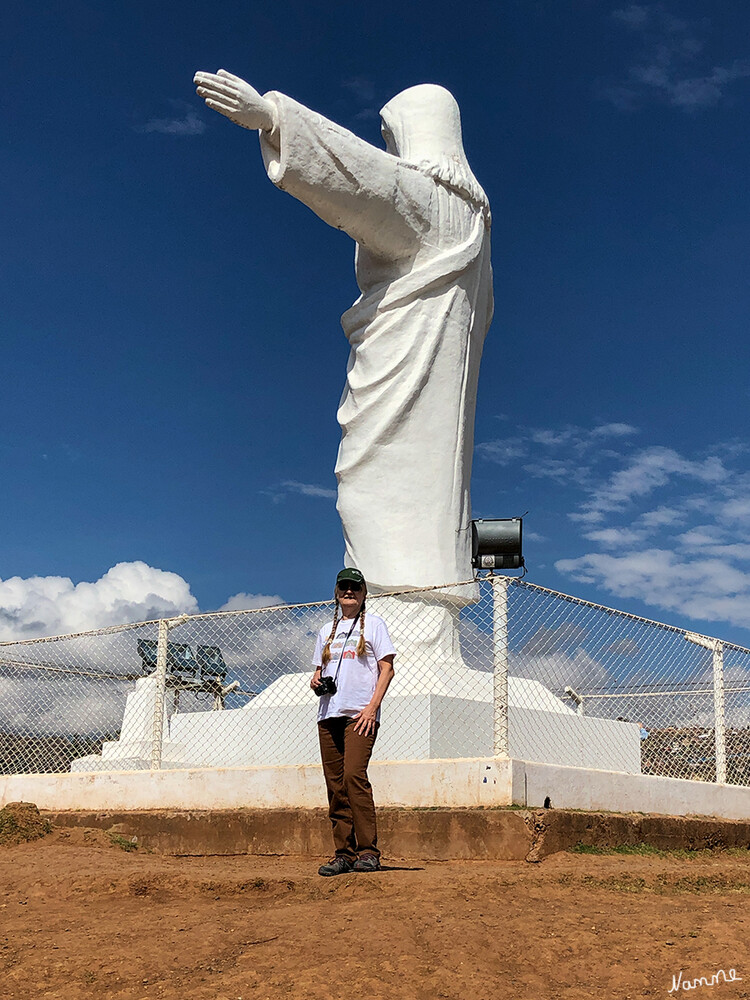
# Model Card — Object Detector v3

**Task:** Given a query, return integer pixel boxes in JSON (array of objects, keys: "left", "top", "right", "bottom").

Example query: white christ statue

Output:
[{"left": 195, "top": 70, "right": 493, "bottom": 669}]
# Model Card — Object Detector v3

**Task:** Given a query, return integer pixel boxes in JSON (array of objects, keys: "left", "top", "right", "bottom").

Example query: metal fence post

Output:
[
  {"left": 150, "top": 619, "right": 169, "bottom": 770},
  {"left": 491, "top": 575, "right": 510, "bottom": 757},
  {"left": 685, "top": 632, "right": 727, "bottom": 784},
  {"left": 713, "top": 643, "right": 727, "bottom": 784}
]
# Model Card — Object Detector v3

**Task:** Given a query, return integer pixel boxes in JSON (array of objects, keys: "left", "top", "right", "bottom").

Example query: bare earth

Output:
[{"left": 1, "top": 827, "right": 749, "bottom": 1000}]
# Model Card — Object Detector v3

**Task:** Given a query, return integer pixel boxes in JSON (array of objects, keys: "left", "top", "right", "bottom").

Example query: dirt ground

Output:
[{"left": 1, "top": 827, "right": 749, "bottom": 1000}]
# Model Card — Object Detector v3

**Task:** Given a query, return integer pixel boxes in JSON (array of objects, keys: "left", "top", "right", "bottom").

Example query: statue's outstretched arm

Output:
[{"left": 194, "top": 69, "right": 278, "bottom": 134}]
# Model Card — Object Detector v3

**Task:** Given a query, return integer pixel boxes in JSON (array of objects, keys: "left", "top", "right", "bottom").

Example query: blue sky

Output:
[{"left": 2, "top": 0, "right": 750, "bottom": 641}]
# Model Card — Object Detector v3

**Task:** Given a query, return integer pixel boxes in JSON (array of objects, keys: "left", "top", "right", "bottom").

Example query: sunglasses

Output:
[{"left": 337, "top": 581, "right": 364, "bottom": 592}]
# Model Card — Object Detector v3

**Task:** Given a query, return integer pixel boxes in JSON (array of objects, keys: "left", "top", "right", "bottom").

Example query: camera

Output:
[{"left": 314, "top": 675, "right": 337, "bottom": 697}]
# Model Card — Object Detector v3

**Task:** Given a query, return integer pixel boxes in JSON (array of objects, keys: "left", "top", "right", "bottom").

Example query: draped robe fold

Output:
[{"left": 260, "top": 93, "right": 493, "bottom": 596}]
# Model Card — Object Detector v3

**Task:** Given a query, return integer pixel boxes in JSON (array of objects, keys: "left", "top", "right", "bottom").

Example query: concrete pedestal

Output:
[{"left": 71, "top": 670, "right": 641, "bottom": 774}]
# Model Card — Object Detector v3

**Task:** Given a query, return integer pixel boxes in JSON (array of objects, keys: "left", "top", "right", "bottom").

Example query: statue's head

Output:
[
  {"left": 380, "top": 84, "right": 489, "bottom": 219},
  {"left": 379, "top": 84, "right": 465, "bottom": 164}
]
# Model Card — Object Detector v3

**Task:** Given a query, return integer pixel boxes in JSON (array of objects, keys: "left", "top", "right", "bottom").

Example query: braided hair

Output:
[
  {"left": 356, "top": 601, "right": 367, "bottom": 658},
  {"left": 320, "top": 598, "right": 340, "bottom": 666}
]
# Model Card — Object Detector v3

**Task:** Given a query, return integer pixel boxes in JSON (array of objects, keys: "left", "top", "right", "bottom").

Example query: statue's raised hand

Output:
[{"left": 194, "top": 69, "right": 276, "bottom": 132}]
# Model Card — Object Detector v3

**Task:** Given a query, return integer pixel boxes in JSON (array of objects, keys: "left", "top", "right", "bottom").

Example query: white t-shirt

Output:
[{"left": 312, "top": 612, "right": 396, "bottom": 722}]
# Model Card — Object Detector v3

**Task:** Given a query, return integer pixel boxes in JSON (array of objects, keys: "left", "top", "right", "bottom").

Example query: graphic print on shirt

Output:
[{"left": 327, "top": 629, "right": 360, "bottom": 669}]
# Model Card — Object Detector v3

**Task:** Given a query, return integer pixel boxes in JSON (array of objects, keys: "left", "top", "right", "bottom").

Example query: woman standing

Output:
[{"left": 311, "top": 568, "right": 396, "bottom": 875}]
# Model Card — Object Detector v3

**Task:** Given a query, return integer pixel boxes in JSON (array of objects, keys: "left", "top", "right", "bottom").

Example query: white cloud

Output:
[
  {"left": 612, "top": 5, "right": 650, "bottom": 29},
  {"left": 676, "top": 525, "right": 727, "bottom": 549},
  {"left": 583, "top": 526, "right": 648, "bottom": 548},
  {"left": 568, "top": 509, "right": 606, "bottom": 525},
  {"left": 521, "top": 623, "right": 589, "bottom": 655},
  {"left": 510, "top": 648, "right": 611, "bottom": 694},
  {"left": 0, "top": 564, "right": 305, "bottom": 734},
  {"left": 638, "top": 506, "right": 686, "bottom": 529},
  {"left": 605, "top": 7, "right": 750, "bottom": 111},
  {"left": 590, "top": 422, "right": 639, "bottom": 438},
  {"left": 0, "top": 561, "right": 198, "bottom": 640},
  {"left": 138, "top": 102, "right": 206, "bottom": 136},
  {"left": 282, "top": 480, "right": 337, "bottom": 498},
  {"left": 478, "top": 418, "right": 750, "bottom": 634},
  {"left": 602, "top": 637, "right": 641, "bottom": 656},
  {"left": 556, "top": 549, "right": 750, "bottom": 629},
  {"left": 524, "top": 531, "right": 547, "bottom": 543},
  {"left": 264, "top": 480, "right": 337, "bottom": 502},
  {"left": 523, "top": 458, "right": 579, "bottom": 483},
  {"left": 218, "top": 592, "right": 284, "bottom": 612},
  {"left": 476, "top": 438, "right": 527, "bottom": 464},
  {"left": 577, "top": 447, "right": 727, "bottom": 520},
  {"left": 529, "top": 428, "right": 575, "bottom": 447},
  {"left": 479, "top": 422, "right": 639, "bottom": 483},
  {"left": 720, "top": 497, "right": 750, "bottom": 524},
  {"left": 704, "top": 544, "right": 750, "bottom": 562}
]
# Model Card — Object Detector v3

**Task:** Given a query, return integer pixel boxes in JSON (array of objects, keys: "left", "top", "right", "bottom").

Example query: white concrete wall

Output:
[
  {"left": 519, "top": 760, "right": 750, "bottom": 821},
  {"left": 4, "top": 757, "right": 750, "bottom": 821},
  {"left": 0, "top": 758, "right": 513, "bottom": 812},
  {"left": 510, "top": 709, "right": 641, "bottom": 773}
]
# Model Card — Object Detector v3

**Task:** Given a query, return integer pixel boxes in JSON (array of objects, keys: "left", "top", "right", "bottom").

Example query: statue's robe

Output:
[{"left": 260, "top": 94, "right": 493, "bottom": 594}]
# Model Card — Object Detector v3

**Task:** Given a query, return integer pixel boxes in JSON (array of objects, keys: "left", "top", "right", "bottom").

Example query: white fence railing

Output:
[{"left": 0, "top": 578, "right": 749, "bottom": 786}]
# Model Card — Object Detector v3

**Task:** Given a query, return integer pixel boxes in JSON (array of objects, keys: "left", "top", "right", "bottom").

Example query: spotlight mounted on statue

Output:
[{"left": 471, "top": 517, "right": 524, "bottom": 571}]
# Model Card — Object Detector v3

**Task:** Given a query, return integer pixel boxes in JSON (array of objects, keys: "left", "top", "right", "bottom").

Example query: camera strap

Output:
[{"left": 328, "top": 617, "right": 359, "bottom": 688}]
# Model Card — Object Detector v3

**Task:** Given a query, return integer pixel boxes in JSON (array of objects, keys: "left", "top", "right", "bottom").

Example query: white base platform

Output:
[
  {"left": 5, "top": 757, "right": 750, "bottom": 823},
  {"left": 71, "top": 671, "right": 641, "bottom": 774}
]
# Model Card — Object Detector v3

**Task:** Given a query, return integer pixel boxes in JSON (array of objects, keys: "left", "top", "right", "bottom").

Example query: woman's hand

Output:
[
  {"left": 352, "top": 704, "right": 378, "bottom": 736},
  {"left": 194, "top": 69, "right": 277, "bottom": 132},
  {"left": 310, "top": 668, "right": 322, "bottom": 692},
  {"left": 352, "top": 656, "right": 394, "bottom": 734}
]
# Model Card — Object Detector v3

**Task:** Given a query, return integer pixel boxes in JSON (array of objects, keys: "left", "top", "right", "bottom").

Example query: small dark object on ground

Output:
[{"left": 0, "top": 802, "right": 52, "bottom": 846}]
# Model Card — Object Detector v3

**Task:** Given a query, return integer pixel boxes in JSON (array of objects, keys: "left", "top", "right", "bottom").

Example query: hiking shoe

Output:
[
  {"left": 318, "top": 856, "right": 354, "bottom": 877},
  {"left": 353, "top": 853, "right": 382, "bottom": 873}
]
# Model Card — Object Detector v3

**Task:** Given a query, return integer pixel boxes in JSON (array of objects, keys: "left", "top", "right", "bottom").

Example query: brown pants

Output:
[{"left": 318, "top": 716, "right": 380, "bottom": 861}]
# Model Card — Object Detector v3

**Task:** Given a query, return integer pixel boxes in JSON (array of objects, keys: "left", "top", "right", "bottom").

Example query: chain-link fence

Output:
[{"left": 0, "top": 577, "right": 748, "bottom": 786}]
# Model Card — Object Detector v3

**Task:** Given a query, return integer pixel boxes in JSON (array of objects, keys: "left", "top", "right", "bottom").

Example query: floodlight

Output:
[
  {"left": 197, "top": 645, "right": 228, "bottom": 682},
  {"left": 471, "top": 518, "right": 524, "bottom": 570},
  {"left": 166, "top": 643, "right": 199, "bottom": 678}
]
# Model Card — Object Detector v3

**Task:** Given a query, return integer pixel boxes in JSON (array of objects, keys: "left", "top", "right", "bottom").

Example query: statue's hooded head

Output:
[{"left": 379, "top": 84, "right": 489, "bottom": 219}]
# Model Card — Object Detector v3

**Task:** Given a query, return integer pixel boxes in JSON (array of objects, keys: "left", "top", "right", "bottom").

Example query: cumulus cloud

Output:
[
  {"left": 583, "top": 526, "right": 649, "bottom": 548},
  {"left": 520, "top": 623, "right": 589, "bottom": 656},
  {"left": 218, "top": 592, "right": 284, "bottom": 612},
  {"left": 639, "top": 506, "right": 686, "bottom": 529},
  {"left": 0, "top": 563, "right": 308, "bottom": 739},
  {"left": 510, "top": 647, "right": 612, "bottom": 695},
  {"left": 604, "top": 6, "right": 750, "bottom": 111},
  {"left": 0, "top": 562, "right": 198, "bottom": 641},
  {"left": 556, "top": 549, "right": 750, "bottom": 629}
]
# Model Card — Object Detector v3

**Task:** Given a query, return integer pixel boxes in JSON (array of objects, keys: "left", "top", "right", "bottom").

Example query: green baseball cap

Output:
[{"left": 336, "top": 567, "right": 366, "bottom": 587}]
